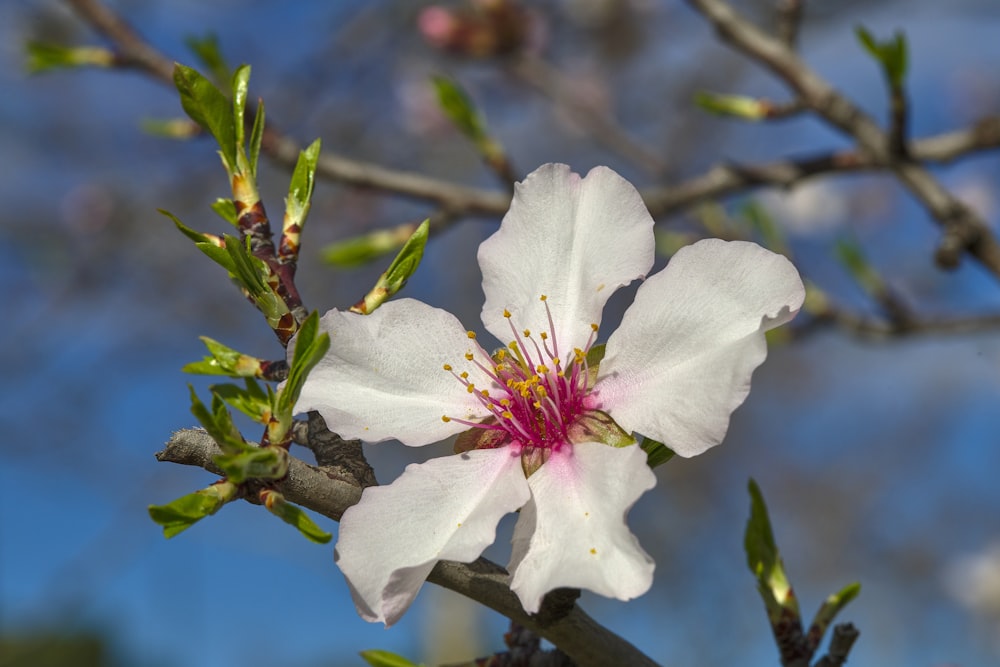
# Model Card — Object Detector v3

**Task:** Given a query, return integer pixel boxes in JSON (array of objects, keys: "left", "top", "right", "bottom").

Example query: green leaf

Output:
[
  {"left": 211, "top": 198, "right": 238, "bottom": 226},
  {"left": 432, "top": 76, "right": 487, "bottom": 142},
  {"left": 360, "top": 650, "right": 423, "bottom": 667},
  {"left": 284, "top": 138, "right": 321, "bottom": 231},
  {"left": 695, "top": 91, "right": 769, "bottom": 120},
  {"left": 856, "top": 27, "right": 908, "bottom": 88},
  {"left": 321, "top": 223, "right": 423, "bottom": 268},
  {"left": 278, "top": 311, "right": 330, "bottom": 422},
  {"left": 159, "top": 209, "right": 213, "bottom": 245},
  {"left": 173, "top": 63, "right": 238, "bottom": 172},
  {"left": 261, "top": 490, "right": 332, "bottom": 544},
  {"left": 210, "top": 234, "right": 290, "bottom": 328},
  {"left": 352, "top": 220, "right": 429, "bottom": 314},
  {"left": 834, "top": 236, "right": 882, "bottom": 296},
  {"left": 140, "top": 117, "right": 200, "bottom": 139},
  {"left": 148, "top": 480, "right": 238, "bottom": 538},
  {"left": 212, "top": 379, "right": 271, "bottom": 422},
  {"left": 184, "top": 33, "right": 230, "bottom": 84},
  {"left": 188, "top": 386, "right": 246, "bottom": 454},
  {"left": 808, "top": 581, "right": 861, "bottom": 647},
  {"left": 26, "top": 42, "right": 114, "bottom": 74},
  {"left": 214, "top": 446, "right": 287, "bottom": 484},
  {"left": 741, "top": 201, "right": 788, "bottom": 256},
  {"left": 183, "top": 336, "right": 264, "bottom": 377},
  {"left": 231, "top": 64, "right": 251, "bottom": 150},
  {"left": 249, "top": 100, "right": 266, "bottom": 179},
  {"left": 640, "top": 437, "right": 675, "bottom": 468},
  {"left": 745, "top": 479, "right": 800, "bottom": 623}
]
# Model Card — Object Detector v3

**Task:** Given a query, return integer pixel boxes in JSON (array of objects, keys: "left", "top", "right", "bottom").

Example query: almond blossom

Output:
[{"left": 294, "top": 163, "right": 805, "bottom": 625}]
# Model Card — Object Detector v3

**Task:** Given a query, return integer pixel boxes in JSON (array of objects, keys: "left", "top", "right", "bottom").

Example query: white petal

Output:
[
  {"left": 479, "top": 164, "right": 655, "bottom": 356},
  {"left": 335, "top": 448, "right": 530, "bottom": 626},
  {"left": 596, "top": 239, "right": 805, "bottom": 457},
  {"left": 508, "top": 442, "right": 655, "bottom": 613},
  {"left": 293, "top": 298, "right": 493, "bottom": 446}
]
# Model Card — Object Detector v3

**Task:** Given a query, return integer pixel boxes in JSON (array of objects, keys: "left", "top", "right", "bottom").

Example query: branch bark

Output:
[{"left": 157, "top": 428, "right": 660, "bottom": 667}]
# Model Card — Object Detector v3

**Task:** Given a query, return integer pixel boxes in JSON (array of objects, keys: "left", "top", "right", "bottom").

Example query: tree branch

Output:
[
  {"left": 157, "top": 428, "right": 660, "bottom": 667},
  {"left": 685, "top": 0, "right": 1000, "bottom": 279}
]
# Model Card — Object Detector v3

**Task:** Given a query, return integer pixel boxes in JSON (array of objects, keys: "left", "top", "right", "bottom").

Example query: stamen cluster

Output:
[{"left": 442, "top": 296, "right": 599, "bottom": 452}]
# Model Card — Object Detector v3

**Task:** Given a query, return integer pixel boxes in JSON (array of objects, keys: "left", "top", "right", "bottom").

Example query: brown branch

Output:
[
  {"left": 775, "top": 0, "right": 805, "bottom": 49},
  {"left": 685, "top": 0, "right": 1000, "bottom": 279},
  {"left": 796, "top": 306, "right": 1000, "bottom": 340},
  {"left": 157, "top": 428, "right": 660, "bottom": 667},
  {"left": 66, "top": 0, "right": 1000, "bottom": 232}
]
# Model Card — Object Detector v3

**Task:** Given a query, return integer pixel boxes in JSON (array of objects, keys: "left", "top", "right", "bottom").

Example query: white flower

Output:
[{"left": 294, "top": 164, "right": 805, "bottom": 625}]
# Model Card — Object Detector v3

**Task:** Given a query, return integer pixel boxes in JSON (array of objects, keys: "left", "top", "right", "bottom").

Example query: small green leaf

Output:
[
  {"left": 640, "top": 437, "right": 675, "bottom": 468},
  {"left": 360, "top": 650, "right": 423, "bottom": 667},
  {"left": 173, "top": 63, "right": 238, "bottom": 172},
  {"left": 148, "top": 480, "right": 238, "bottom": 538},
  {"left": 351, "top": 220, "right": 429, "bottom": 314},
  {"left": 211, "top": 198, "right": 238, "bottom": 226},
  {"left": 212, "top": 379, "right": 271, "bottom": 421},
  {"left": 26, "top": 42, "right": 114, "bottom": 74},
  {"left": 140, "top": 117, "right": 201, "bottom": 139},
  {"left": 183, "top": 336, "right": 264, "bottom": 377},
  {"left": 742, "top": 201, "right": 789, "bottom": 256},
  {"left": 249, "top": 100, "right": 266, "bottom": 179},
  {"left": 695, "top": 91, "right": 769, "bottom": 120},
  {"left": 159, "top": 209, "right": 213, "bottom": 245},
  {"left": 231, "top": 64, "right": 251, "bottom": 150},
  {"left": 184, "top": 33, "right": 230, "bottom": 84},
  {"left": 211, "top": 234, "right": 290, "bottom": 328},
  {"left": 808, "top": 581, "right": 861, "bottom": 647},
  {"left": 214, "top": 446, "right": 287, "bottom": 484},
  {"left": 745, "top": 479, "right": 800, "bottom": 623},
  {"left": 432, "top": 76, "right": 487, "bottom": 142},
  {"left": 284, "top": 138, "right": 321, "bottom": 231},
  {"left": 856, "top": 27, "right": 908, "bottom": 88},
  {"left": 322, "top": 223, "right": 424, "bottom": 267},
  {"left": 834, "top": 236, "right": 883, "bottom": 296},
  {"left": 261, "top": 490, "right": 332, "bottom": 544},
  {"left": 278, "top": 311, "right": 330, "bottom": 423},
  {"left": 189, "top": 386, "right": 246, "bottom": 454}
]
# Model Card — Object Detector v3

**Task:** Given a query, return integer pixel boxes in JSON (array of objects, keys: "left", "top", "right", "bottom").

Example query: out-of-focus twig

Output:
[
  {"left": 775, "top": 0, "right": 804, "bottom": 49},
  {"left": 685, "top": 0, "right": 1000, "bottom": 279}
]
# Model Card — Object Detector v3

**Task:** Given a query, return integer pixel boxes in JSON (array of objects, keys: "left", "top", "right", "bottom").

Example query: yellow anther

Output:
[
  {"left": 540, "top": 295, "right": 547, "bottom": 301},
  {"left": 496, "top": 349, "right": 507, "bottom": 361},
  {"left": 590, "top": 323, "right": 599, "bottom": 332},
  {"left": 523, "top": 329, "right": 531, "bottom": 337},
  {"left": 540, "top": 332, "right": 548, "bottom": 340},
  {"left": 536, "top": 386, "right": 548, "bottom": 399},
  {"left": 460, "top": 371, "right": 469, "bottom": 379},
  {"left": 467, "top": 331, "right": 477, "bottom": 339},
  {"left": 480, "top": 389, "right": 490, "bottom": 398},
  {"left": 443, "top": 363, "right": 453, "bottom": 371},
  {"left": 536, "top": 364, "right": 549, "bottom": 374},
  {"left": 533, "top": 401, "right": 541, "bottom": 409},
  {"left": 503, "top": 309, "right": 511, "bottom": 318},
  {"left": 557, "top": 371, "right": 565, "bottom": 378},
  {"left": 508, "top": 342, "right": 518, "bottom": 351},
  {"left": 442, "top": 416, "right": 451, "bottom": 422},
  {"left": 464, "top": 352, "right": 474, "bottom": 361},
  {"left": 466, "top": 384, "right": 476, "bottom": 393},
  {"left": 502, "top": 411, "right": 513, "bottom": 419},
  {"left": 500, "top": 398, "right": 511, "bottom": 407}
]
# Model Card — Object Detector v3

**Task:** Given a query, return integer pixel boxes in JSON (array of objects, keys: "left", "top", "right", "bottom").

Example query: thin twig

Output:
[
  {"left": 685, "top": 0, "right": 1000, "bottom": 279},
  {"left": 775, "top": 0, "right": 805, "bottom": 49}
]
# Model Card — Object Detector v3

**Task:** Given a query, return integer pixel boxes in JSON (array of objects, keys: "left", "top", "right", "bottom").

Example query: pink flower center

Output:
[{"left": 442, "top": 295, "right": 599, "bottom": 453}]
